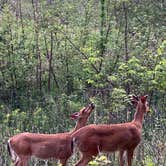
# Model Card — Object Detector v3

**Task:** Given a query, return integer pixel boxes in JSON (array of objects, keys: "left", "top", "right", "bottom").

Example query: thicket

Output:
[{"left": 0, "top": 0, "right": 165, "bottom": 165}]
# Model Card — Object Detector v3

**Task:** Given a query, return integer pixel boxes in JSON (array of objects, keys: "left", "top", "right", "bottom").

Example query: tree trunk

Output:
[
  {"left": 123, "top": 2, "right": 130, "bottom": 121},
  {"left": 32, "top": 0, "right": 42, "bottom": 93},
  {"left": 48, "top": 31, "right": 53, "bottom": 91}
]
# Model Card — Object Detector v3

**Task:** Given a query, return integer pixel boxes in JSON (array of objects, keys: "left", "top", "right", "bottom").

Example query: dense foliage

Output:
[{"left": 0, "top": 0, "right": 165, "bottom": 165}]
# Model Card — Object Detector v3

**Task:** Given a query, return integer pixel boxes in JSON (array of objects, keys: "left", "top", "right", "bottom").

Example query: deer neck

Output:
[
  {"left": 132, "top": 107, "right": 145, "bottom": 128},
  {"left": 70, "top": 119, "right": 87, "bottom": 134}
]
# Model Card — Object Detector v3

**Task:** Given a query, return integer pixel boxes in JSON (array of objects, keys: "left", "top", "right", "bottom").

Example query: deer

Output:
[
  {"left": 7, "top": 103, "right": 95, "bottom": 166},
  {"left": 71, "top": 95, "right": 149, "bottom": 166}
]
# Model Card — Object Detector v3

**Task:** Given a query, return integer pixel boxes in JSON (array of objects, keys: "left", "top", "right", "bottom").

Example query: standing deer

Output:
[
  {"left": 71, "top": 95, "right": 149, "bottom": 166},
  {"left": 7, "top": 103, "right": 95, "bottom": 166}
]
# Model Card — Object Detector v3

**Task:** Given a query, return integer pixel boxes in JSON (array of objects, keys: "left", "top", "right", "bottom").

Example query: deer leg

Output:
[
  {"left": 75, "top": 154, "right": 93, "bottom": 166},
  {"left": 119, "top": 150, "right": 125, "bottom": 166},
  {"left": 14, "top": 161, "right": 19, "bottom": 166},
  {"left": 17, "top": 156, "right": 29, "bottom": 166},
  {"left": 60, "top": 158, "right": 67, "bottom": 166},
  {"left": 14, "top": 160, "right": 23, "bottom": 166},
  {"left": 14, "top": 157, "right": 20, "bottom": 166},
  {"left": 127, "top": 149, "right": 134, "bottom": 166}
]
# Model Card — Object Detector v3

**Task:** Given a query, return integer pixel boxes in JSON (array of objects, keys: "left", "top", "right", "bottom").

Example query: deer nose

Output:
[{"left": 89, "top": 103, "right": 95, "bottom": 109}]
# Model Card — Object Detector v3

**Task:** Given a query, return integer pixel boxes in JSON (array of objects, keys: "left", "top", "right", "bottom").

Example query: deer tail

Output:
[
  {"left": 7, "top": 139, "right": 17, "bottom": 161},
  {"left": 7, "top": 140, "right": 12, "bottom": 157}
]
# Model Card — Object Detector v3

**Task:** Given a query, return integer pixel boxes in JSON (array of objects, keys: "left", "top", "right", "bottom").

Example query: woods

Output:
[{"left": 0, "top": 0, "right": 165, "bottom": 165}]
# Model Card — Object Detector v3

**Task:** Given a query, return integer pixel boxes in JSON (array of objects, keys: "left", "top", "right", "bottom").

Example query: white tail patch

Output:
[{"left": 8, "top": 139, "right": 19, "bottom": 162}]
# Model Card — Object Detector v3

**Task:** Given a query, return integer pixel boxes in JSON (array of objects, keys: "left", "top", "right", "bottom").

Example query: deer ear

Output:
[
  {"left": 144, "top": 95, "right": 148, "bottom": 99},
  {"left": 140, "top": 95, "right": 148, "bottom": 103},
  {"left": 89, "top": 103, "right": 95, "bottom": 109},
  {"left": 131, "top": 99, "right": 138, "bottom": 107},
  {"left": 79, "top": 107, "right": 86, "bottom": 114},
  {"left": 131, "top": 95, "right": 139, "bottom": 107},
  {"left": 132, "top": 95, "right": 139, "bottom": 101},
  {"left": 82, "top": 107, "right": 87, "bottom": 113},
  {"left": 70, "top": 112, "right": 79, "bottom": 120}
]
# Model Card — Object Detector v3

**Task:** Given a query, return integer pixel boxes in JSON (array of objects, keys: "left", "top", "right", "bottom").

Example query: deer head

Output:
[
  {"left": 70, "top": 103, "right": 95, "bottom": 121},
  {"left": 131, "top": 95, "right": 149, "bottom": 113}
]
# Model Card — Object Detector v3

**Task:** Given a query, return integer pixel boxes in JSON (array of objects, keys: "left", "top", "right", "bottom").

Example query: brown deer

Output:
[
  {"left": 7, "top": 103, "right": 95, "bottom": 166},
  {"left": 71, "top": 95, "right": 149, "bottom": 166}
]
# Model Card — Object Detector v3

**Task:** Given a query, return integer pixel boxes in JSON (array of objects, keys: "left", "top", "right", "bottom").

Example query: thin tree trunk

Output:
[
  {"left": 123, "top": 2, "right": 130, "bottom": 121},
  {"left": 48, "top": 31, "right": 53, "bottom": 91},
  {"left": 100, "top": 0, "right": 105, "bottom": 54},
  {"left": 43, "top": 30, "right": 59, "bottom": 90},
  {"left": 18, "top": 0, "right": 25, "bottom": 36},
  {"left": 99, "top": 0, "right": 105, "bottom": 72},
  {"left": 123, "top": 2, "right": 130, "bottom": 95},
  {"left": 8, "top": 21, "right": 17, "bottom": 108},
  {"left": 123, "top": 2, "right": 129, "bottom": 62},
  {"left": 32, "top": 0, "right": 42, "bottom": 93}
]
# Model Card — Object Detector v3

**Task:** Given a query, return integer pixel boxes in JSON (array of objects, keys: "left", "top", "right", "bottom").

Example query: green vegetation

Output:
[{"left": 0, "top": 0, "right": 165, "bottom": 165}]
